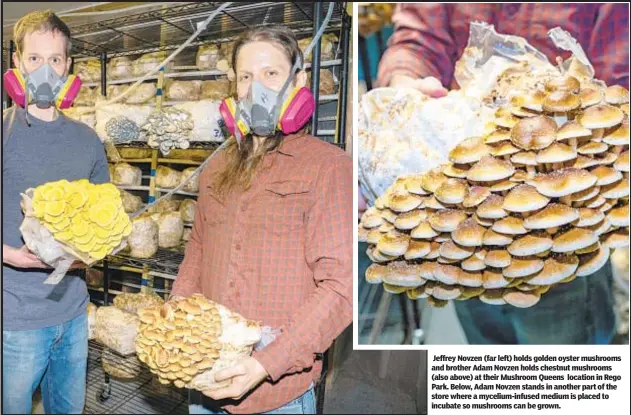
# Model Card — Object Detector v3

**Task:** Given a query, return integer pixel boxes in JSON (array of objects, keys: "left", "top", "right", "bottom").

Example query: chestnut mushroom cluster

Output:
[
  {"left": 359, "top": 76, "right": 629, "bottom": 309},
  {"left": 135, "top": 294, "right": 223, "bottom": 389}
]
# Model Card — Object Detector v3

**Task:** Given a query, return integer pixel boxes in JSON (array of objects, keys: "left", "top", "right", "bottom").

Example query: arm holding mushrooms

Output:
[{"left": 376, "top": 3, "right": 453, "bottom": 96}]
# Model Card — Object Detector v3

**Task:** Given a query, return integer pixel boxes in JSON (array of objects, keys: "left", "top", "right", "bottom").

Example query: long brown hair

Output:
[{"left": 214, "top": 26, "right": 304, "bottom": 196}]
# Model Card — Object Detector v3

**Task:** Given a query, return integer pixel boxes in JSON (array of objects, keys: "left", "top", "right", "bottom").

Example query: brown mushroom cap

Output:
[
  {"left": 380, "top": 209, "right": 398, "bottom": 224},
  {"left": 421, "top": 168, "right": 448, "bottom": 193},
  {"left": 404, "top": 240, "right": 432, "bottom": 260},
  {"left": 479, "top": 288, "right": 507, "bottom": 305},
  {"left": 394, "top": 210, "right": 426, "bottom": 230},
  {"left": 503, "top": 256, "right": 545, "bottom": 278},
  {"left": 365, "top": 263, "right": 388, "bottom": 284},
  {"left": 508, "top": 232, "right": 554, "bottom": 256},
  {"left": 358, "top": 226, "right": 369, "bottom": 243},
  {"left": 449, "top": 136, "right": 491, "bottom": 164},
  {"left": 519, "top": 89, "right": 547, "bottom": 112},
  {"left": 383, "top": 261, "right": 425, "bottom": 287},
  {"left": 527, "top": 255, "right": 579, "bottom": 285},
  {"left": 572, "top": 155, "right": 601, "bottom": 169},
  {"left": 483, "top": 228, "right": 514, "bottom": 246},
  {"left": 575, "top": 241, "right": 601, "bottom": 255},
  {"left": 614, "top": 151, "right": 629, "bottom": 172},
  {"left": 378, "top": 222, "right": 395, "bottom": 233},
  {"left": 458, "top": 270, "right": 484, "bottom": 288},
  {"left": 603, "top": 123, "right": 629, "bottom": 146},
  {"left": 463, "top": 186, "right": 491, "bottom": 208},
  {"left": 477, "top": 194, "right": 508, "bottom": 219},
  {"left": 377, "top": 233, "right": 410, "bottom": 257},
  {"left": 503, "top": 289, "right": 541, "bottom": 308},
  {"left": 442, "top": 163, "right": 470, "bottom": 179},
  {"left": 511, "top": 106, "right": 541, "bottom": 118},
  {"left": 467, "top": 156, "right": 515, "bottom": 182},
  {"left": 511, "top": 151, "right": 538, "bottom": 166},
  {"left": 462, "top": 254, "right": 487, "bottom": 272},
  {"left": 601, "top": 178, "right": 630, "bottom": 199},
  {"left": 621, "top": 103, "right": 630, "bottom": 115},
  {"left": 439, "top": 240, "right": 476, "bottom": 260},
  {"left": 492, "top": 216, "right": 528, "bottom": 235},
  {"left": 536, "top": 142, "right": 577, "bottom": 163},
  {"left": 552, "top": 228, "right": 599, "bottom": 253},
  {"left": 591, "top": 166, "right": 623, "bottom": 186},
  {"left": 388, "top": 192, "right": 424, "bottom": 213},
  {"left": 404, "top": 174, "right": 430, "bottom": 195},
  {"left": 490, "top": 180, "right": 518, "bottom": 193},
  {"left": 484, "top": 249, "right": 512, "bottom": 268},
  {"left": 544, "top": 76, "right": 580, "bottom": 93},
  {"left": 601, "top": 228, "right": 630, "bottom": 249},
  {"left": 407, "top": 286, "right": 429, "bottom": 300},
  {"left": 485, "top": 130, "right": 511, "bottom": 145},
  {"left": 434, "top": 264, "right": 461, "bottom": 285},
  {"left": 523, "top": 204, "right": 579, "bottom": 229},
  {"left": 367, "top": 229, "right": 384, "bottom": 245},
  {"left": 596, "top": 152, "right": 619, "bottom": 166},
  {"left": 361, "top": 208, "right": 384, "bottom": 228},
  {"left": 510, "top": 170, "right": 534, "bottom": 183},
  {"left": 424, "top": 196, "right": 448, "bottom": 210},
  {"left": 435, "top": 178, "right": 468, "bottom": 204},
  {"left": 529, "top": 168, "right": 597, "bottom": 197},
  {"left": 607, "top": 204, "right": 630, "bottom": 227},
  {"left": 428, "top": 209, "right": 469, "bottom": 232},
  {"left": 431, "top": 283, "right": 463, "bottom": 300},
  {"left": 585, "top": 195, "right": 607, "bottom": 209},
  {"left": 571, "top": 185, "right": 601, "bottom": 202},
  {"left": 604, "top": 85, "right": 630, "bottom": 105},
  {"left": 579, "top": 88, "right": 603, "bottom": 108},
  {"left": 577, "top": 103, "right": 624, "bottom": 129},
  {"left": 503, "top": 184, "right": 551, "bottom": 213},
  {"left": 383, "top": 284, "right": 408, "bottom": 294},
  {"left": 409, "top": 262, "right": 434, "bottom": 283},
  {"left": 452, "top": 218, "right": 486, "bottom": 247},
  {"left": 482, "top": 269, "right": 510, "bottom": 289},
  {"left": 457, "top": 286, "right": 487, "bottom": 300},
  {"left": 495, "top": 113, "right": 520, "bottom": 129},
  {"left": 577, "top": 141, "right": 609, "bottom": 155},
  {"left": 411, "top": 221, "right": 440, "bottom": 239},
  {"left": 490, "top": 142, "right": 521, "bottom": 157},
  {"left": 511, "top": 115, "right": 557, "bottom": 150},
  {"left": 576, "top": 247, "right": 611, "bottom": 277},
  {"left": 556, "top": 120, "right": 593, "bottom": 141},
  {"left": 542, "top": 90, "right": 581, "bottom": 112}
]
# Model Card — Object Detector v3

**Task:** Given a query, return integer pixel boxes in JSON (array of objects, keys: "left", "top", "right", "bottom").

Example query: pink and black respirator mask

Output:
[
  {"left": 3, "top": 61, "right": 81, "bottom": 110},
  {"left": 219, "top": 56, "right": 315, "bottom": 146}
]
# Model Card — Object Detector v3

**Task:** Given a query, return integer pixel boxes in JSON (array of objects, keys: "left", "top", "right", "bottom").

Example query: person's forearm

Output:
[{"left": 3, "top": 244, "right": 16, "bottom": 266}]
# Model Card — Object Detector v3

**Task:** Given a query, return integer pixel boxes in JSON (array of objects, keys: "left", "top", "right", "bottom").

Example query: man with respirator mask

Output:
[
  {"left": 2, "top": 10, "right": 109, "bottom": 415},
  {"left": 170, "top": 23, "right": 352, "bottom": 415}
]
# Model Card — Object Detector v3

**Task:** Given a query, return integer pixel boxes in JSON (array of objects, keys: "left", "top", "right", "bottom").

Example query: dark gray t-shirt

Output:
[{"left": 2, "top": 106, "right": 110, "bottom": 331}]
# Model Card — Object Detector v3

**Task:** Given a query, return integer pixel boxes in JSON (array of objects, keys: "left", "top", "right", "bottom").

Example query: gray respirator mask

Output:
[{"left": 23, "top": 63, "right": 68, "bottom": 109}]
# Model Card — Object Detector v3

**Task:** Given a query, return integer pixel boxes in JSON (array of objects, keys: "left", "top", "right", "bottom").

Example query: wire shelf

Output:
[
  {"left": 64, "top": 2, "right": 345, "bottom": 58},
  {"left": 106, "top": 248, "right": 186, "bottom": 276},
  {"left": 85, "top": 340, "right": 188, "bottom": 414}
]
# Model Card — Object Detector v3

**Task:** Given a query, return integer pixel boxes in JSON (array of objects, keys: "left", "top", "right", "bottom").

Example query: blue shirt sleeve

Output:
[{"left": 90, "top": 136, "right": 110, "bottom": 184}]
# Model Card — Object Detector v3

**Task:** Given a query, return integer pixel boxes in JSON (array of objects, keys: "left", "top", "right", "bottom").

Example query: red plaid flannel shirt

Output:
[
  {"left": 377, "top": 3, "right": 629, "bottom": 89},
  {"left": 171, "top": 132, "right": 353, "bottom": 414}
]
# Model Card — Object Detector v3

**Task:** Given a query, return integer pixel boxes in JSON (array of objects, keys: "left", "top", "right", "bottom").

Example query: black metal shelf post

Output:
[
  {"left": 336, "top": 7, "right": 351, "bottom": 148},
  {"left": 359, "top": 35, "right": 372, "bottom": 91},
  {"left": 310, "top": 1, "right": 323, "bottom": 136}
]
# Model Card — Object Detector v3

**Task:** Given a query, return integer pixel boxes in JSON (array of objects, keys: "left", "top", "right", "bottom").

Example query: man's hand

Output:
[
  {"left": 3, "top": 244, "right": 50, "bottom": 269},
  {"left": 201, "top": 357, "right": 269, "bottom": 401},
  {"left": 390, "top": 75, "right": 448, "bottom": 98}
]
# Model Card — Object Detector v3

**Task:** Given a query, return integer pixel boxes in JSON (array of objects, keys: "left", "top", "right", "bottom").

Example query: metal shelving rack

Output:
[{"left": 46, "top": 2, "right": 352, "bottom": 413}]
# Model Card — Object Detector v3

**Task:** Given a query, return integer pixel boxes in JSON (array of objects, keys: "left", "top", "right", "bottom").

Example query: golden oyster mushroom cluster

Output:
[
  {"left": 360, "top": 77, "right": 629, "bottom": 309},
  {"left": 30, "top": 179, "right": 132, "bottom": 260},
  {"left": 135, "top": 294, "right": 223, "bottom": 389}
]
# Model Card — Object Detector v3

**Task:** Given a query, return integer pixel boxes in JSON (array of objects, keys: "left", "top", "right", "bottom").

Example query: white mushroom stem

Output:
[
  {"left": 545, "top": 163, "right": 553, "bottom": 172},
  {"left": 574, "top": 201, "right": 585, "bottom": 208},
  {"left": 560, "top": 195, "right": 573, "bottom": 205},
  {"left": 569, "top": 138, "right": 578, "bottom": 149},
  {"left": 552, "top": 162, "right": 564, "bottom": 170},
  {"left": 522, "top": 212, "right": 531, "bottom": 219},
  {"left": 527, "top": 166, "right": 536, "bottom": 176},
  {"left": 624, "top": 172, "right": 629, "bottom": 180},
  {"left": 546, "top": 227, "right": 559, "bottom": 235},
  {"left": 611, "top": 146, "right": 623, "bottom": 155}
]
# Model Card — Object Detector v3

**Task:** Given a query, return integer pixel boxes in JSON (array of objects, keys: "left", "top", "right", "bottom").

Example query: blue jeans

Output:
[
  {"left": 188, "top": 385, "right": 316, "bottom": 414},
  {"left": 454, "top": 262, "right": 617, "bottom": 344},
  {"left": 2, "top": 312, "right": 88, "bottom": 414}
]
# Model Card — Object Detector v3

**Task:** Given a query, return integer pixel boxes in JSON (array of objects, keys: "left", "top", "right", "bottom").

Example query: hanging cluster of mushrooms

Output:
[{"left": 360, "top": 72, "right": 629, "bottom": 309}]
